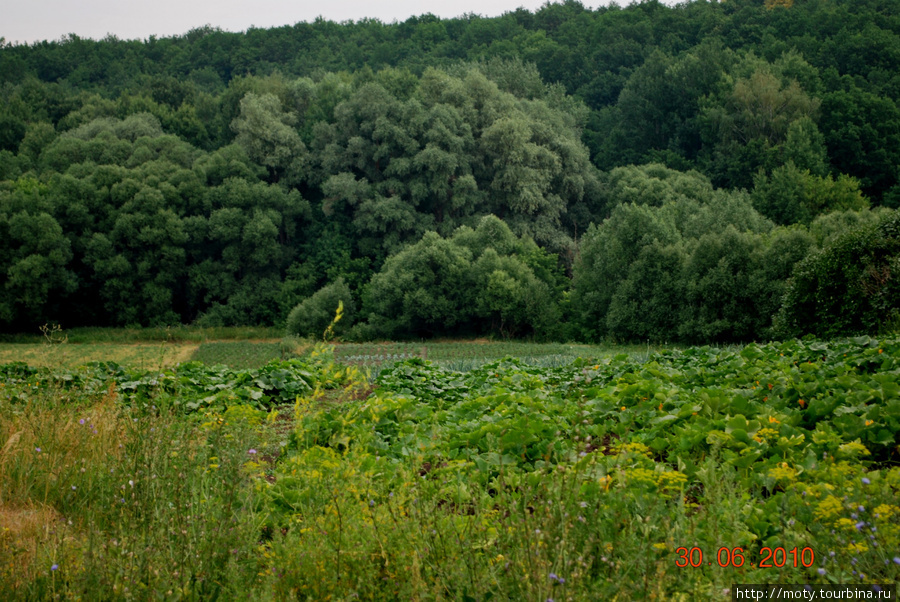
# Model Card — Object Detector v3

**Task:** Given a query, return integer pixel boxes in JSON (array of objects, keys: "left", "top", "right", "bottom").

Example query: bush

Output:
[
  {"left": 775, "top": 210, "right": 900, "bottom": 338},
  {"left": 285, "top": 278, "right": 356, "bottom": 338}
]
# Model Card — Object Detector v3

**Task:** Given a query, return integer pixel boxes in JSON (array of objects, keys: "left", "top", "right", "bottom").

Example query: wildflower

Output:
[
  {"left": 549, "top": 573, "right": 558, "bottom": 581},
  {"left": 862, "top": 477, "right": 871, "bottom": 485},
  {"left": 858, "top": 505, "right": 865, "bottom": 512},
  {"left": 894, "top": 557, "right": 900, "bottom": 565},
  {"left": 51, "top": 564, "right": 58, "bottom": 571},
  {"left": 817, "top": 568, "right": 826, "bottom": 576},
  {"left": 854, "top": 521, "right": 865, "bottom": 530},
  {"left": 71, "top": 485, "right": 77, "bottom": 491},
  {"left": 248, "top": 449, "right": 257, "bottom": 455},
  {"left": 79, "top": 419, "right": 85, "bottom": 425},
  {"left": 35, "top": 447, "right": 41, "bottom": 453}
]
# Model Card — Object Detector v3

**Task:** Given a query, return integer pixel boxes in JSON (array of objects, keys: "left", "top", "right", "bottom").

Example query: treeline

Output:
[{"left": 2, "top": 0, "right": 899, "bottom": 341}]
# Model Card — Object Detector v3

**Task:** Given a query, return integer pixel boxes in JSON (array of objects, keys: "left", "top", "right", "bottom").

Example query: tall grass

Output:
[{"left": 0, "top": 380, "right": 273, "bottom": 599}]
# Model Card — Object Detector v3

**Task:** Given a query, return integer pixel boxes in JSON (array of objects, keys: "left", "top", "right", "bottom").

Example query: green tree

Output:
[
  {"left": 231, "top": 92, "right": 307, "bottom": 183},
  {"left": 775, "top": 210, "right": 900, "bottom": 338},
  {"left": 362, "top": 231, "right": 474, "bottom": 338},
  {"left": 0, "top": 199, "right": 76, "bottom": 328},
  {"left": 285, "top": 277, "right": 356, "bottom": 338},
  {"left": 752, "top": 162, "right": 868, "bottom": 225}
]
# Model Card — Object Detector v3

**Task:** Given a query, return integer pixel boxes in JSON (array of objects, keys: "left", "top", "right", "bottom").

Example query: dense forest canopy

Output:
[{"left": 2, "top": 0, "right": 899, "bottom": 341}]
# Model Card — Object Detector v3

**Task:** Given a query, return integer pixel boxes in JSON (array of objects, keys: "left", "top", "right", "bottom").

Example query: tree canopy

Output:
[{"left": 2, "top": 0, "right": 899, "bottom": 341}]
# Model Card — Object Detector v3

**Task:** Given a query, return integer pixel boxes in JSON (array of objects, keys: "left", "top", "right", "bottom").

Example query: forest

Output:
[{"left": 1, "top": 0, "right": 899, "bottom": 342}]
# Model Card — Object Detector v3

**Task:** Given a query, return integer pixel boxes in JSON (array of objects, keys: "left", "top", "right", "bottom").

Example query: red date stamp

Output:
[{"left": 674, "top": 546, "right": 815, "bottom": 568}]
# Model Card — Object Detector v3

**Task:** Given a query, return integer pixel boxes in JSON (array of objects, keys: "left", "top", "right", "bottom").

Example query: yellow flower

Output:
[
  {"left": 657, "top": 471, "right": 688, "bottom": 493},
  {"left": 835, "top": 518, "right": 856, "bottom": 531},
  {"left": 873, "top": 504, "right": 898, "bottom": 519},
  {"left": 837, "top": 440, "right": 870, "bottom": 458},
  {"left": 815, "top": 495, "right": 843, "bottom": 521}
]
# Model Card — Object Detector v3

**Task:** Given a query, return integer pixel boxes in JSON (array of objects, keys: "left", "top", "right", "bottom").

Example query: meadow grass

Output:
[
  {"left": 331, "top": 339, "right": 679, "bottom": 372},
  {"left": 0, "top": 343, "right": 198, "bottom": 370},
  {"left": 0, "top": 381, "right": 275, "bottom": 600},
  {"left": 1, "top": 335, "right": 898, "bottom": 599},
  {"left": 0, "top": 325, "right": 282, "bottom": 345},
  {"left": 189, "top": 341, "right": 292, "bottom": 369}
]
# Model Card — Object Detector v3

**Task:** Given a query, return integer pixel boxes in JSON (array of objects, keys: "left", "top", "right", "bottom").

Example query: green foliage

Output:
[
  {"left": 571, "top": 178, "right": 786, "bottom": 343},
  {"left": 752, "top": 162, "right": 869, "bottom": 225},
  {"left": 363, "top": 231, "right": 473, "bottom": 338},
  {"left": 3, "top": 336, "right": 900, "bottom": 597},
  {"left": 361, "top": 216, "right": 562, "bottom": 340},
  {"left": 775, "top": 210, "right": 900, "bottom": 338},
  {"left": 3, "top": 1, "right": 900, "bottom": 340},
  {"left": 285, "top": 278, "right": 356, "bottom": 339},
  {"left": 190, "top": 341, "right": 284, "bottom": 369},
  {"left": 231, "top": 92, "right": 307, "bottom": 183}
]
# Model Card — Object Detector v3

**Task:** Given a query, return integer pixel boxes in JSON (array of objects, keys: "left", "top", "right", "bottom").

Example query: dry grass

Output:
[
  {"left": 0, "top": 386, "right": 128, "bottom": 589},
  {"left": 0, "top": 342, "right": 199, "bottom": 369},
  {"left": 0, "top": 503, "right": 65, "bottom": 587},
  {"left": 0, "top": 385, "right": 126, "bottom": 504}
]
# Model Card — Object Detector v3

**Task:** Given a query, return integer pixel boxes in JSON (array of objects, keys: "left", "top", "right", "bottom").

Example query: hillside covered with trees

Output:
[{"left": 1, "top": 0, "right": 899, "bottom": 341}]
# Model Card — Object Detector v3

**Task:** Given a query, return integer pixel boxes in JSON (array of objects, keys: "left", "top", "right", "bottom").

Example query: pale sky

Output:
[{"left": 0, "top": 0, "right": 673, "bottom": 45}]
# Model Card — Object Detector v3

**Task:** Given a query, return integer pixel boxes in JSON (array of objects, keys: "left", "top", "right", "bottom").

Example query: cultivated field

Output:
[{"left": 1, "top": 335, "right": 898, "bottom": 599}]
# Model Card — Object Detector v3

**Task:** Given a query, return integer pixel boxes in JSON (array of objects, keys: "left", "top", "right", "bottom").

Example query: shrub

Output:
[
  {"left": 285, "top": 278, "right": 356, "bottom": 338},
  {"left": 775, "top": 210, "right": 900, "bottom": 338}
]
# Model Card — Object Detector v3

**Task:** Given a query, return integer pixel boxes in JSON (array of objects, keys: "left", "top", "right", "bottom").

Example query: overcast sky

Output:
[{"left": 0, "top": 0, "right": 675, "bottom": 45}]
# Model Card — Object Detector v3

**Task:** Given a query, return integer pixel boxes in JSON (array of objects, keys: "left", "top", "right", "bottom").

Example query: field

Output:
[{"left": 1, "top": 336, "right": 899, "bottom": 599}]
